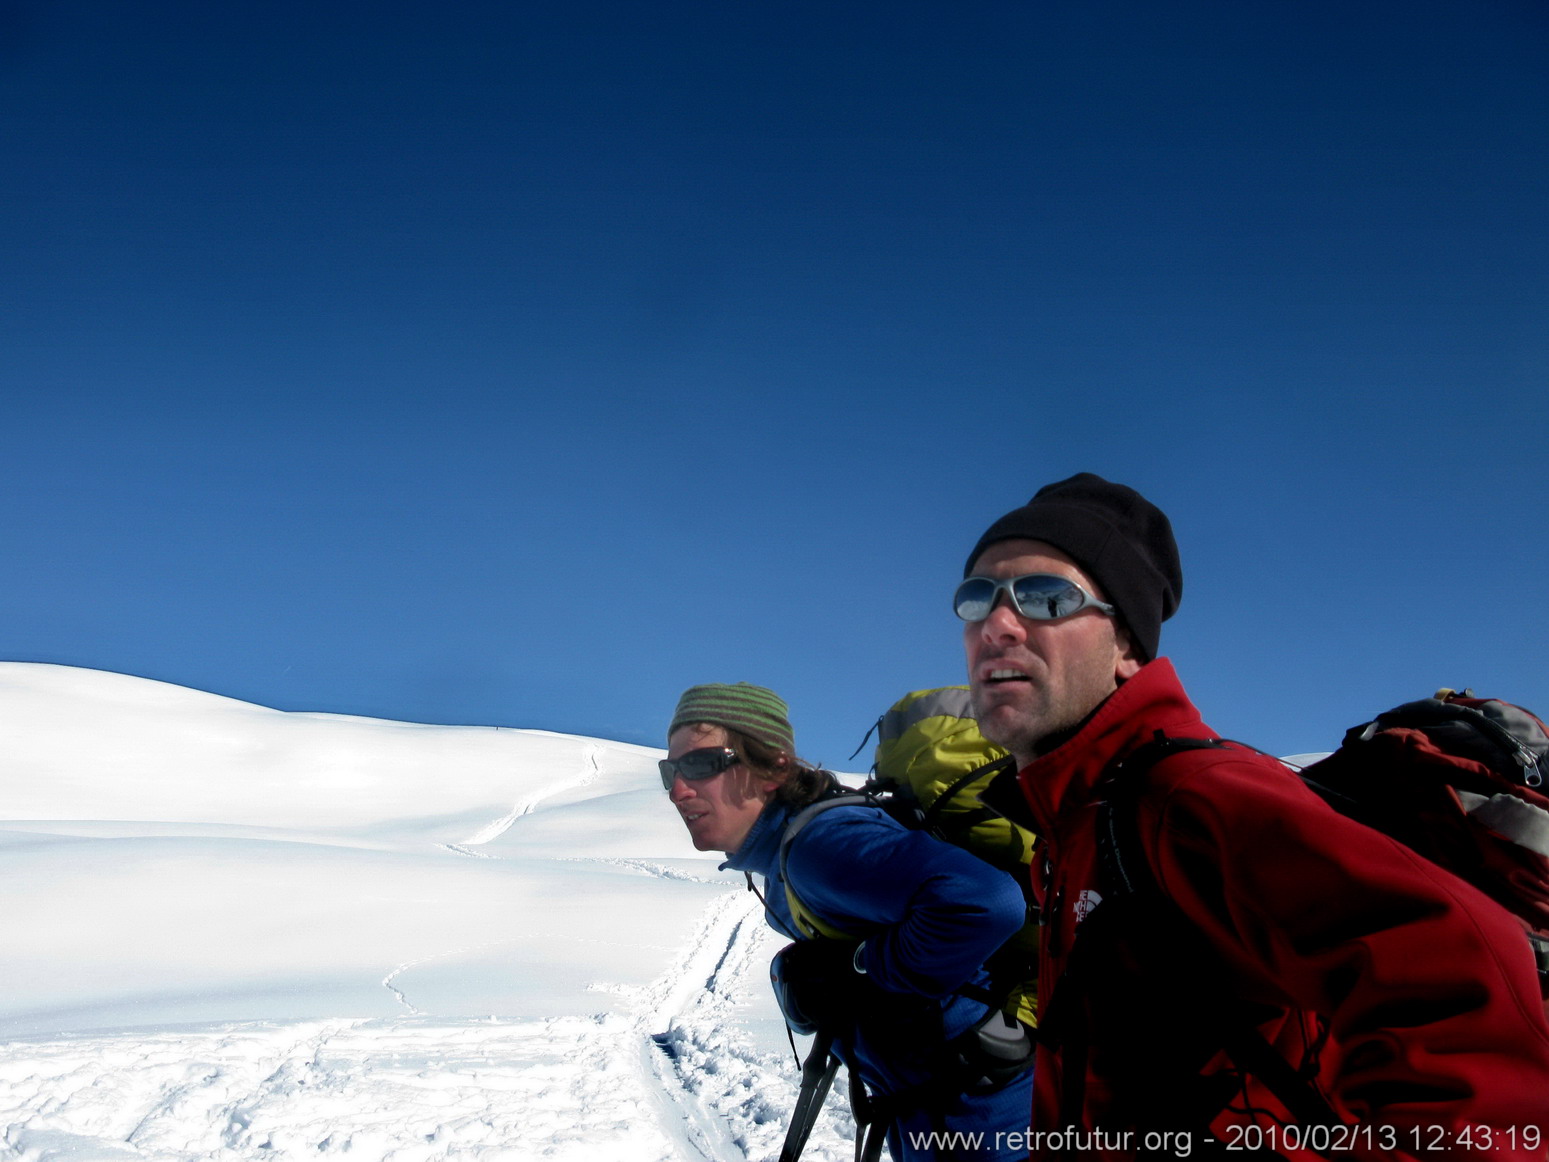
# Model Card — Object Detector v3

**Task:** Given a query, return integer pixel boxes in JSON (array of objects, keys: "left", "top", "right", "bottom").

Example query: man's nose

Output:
[{"left": 979, "top": 596, "right": 1027, "bottom": 641}]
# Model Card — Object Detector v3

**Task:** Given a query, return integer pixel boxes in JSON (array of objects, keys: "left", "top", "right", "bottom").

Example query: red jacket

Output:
[{"left": 1017, "top": 659, "right": 1549, "bottom": 1161}]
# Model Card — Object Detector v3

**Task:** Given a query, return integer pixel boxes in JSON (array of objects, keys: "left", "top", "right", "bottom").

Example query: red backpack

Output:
[
  {"left": 1048, "top": 689, "right": 1549, "bottom": 1135},
  {"left": 1296, "top": 689, "right": 1549, "bottom": 1004}
]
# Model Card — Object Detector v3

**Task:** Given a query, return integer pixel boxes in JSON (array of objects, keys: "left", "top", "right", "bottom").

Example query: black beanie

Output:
[{"left": 963, "top": 473, "right": 1182, "bottom": 663}]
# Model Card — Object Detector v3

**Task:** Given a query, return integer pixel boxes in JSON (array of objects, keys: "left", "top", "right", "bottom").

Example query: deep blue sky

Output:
[{"left": 3, "top": 0, "right": 1545, "bottom": 767}]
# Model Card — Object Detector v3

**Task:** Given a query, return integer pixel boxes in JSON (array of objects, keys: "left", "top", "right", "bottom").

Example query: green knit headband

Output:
[{"left": 668, "top": 682, "right": 796, "bottom": 755}]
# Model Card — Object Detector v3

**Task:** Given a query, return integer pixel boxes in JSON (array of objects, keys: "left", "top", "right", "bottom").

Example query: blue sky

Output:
[{"left": 3, "top": 0, "right": 1545, "bottom": 768}]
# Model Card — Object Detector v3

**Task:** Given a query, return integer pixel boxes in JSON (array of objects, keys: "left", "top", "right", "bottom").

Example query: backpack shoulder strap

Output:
[
  {"left": 1097, "top": 734, "right": 1233, "bottom": 896},
  {"left": 778, "top": 791, "right": 874, "bottom": 941}
]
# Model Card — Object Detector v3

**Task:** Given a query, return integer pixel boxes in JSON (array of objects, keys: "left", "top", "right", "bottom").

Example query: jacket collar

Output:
[
  {"left": 719, "top": 798, "right": 793, "bottom": 874},
  {"left": 1014, "top": 657, "right": 1212, "bottom": 834}
]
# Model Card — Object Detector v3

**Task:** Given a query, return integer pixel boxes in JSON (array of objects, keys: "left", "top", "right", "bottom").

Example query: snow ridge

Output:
[{"left": 0, "top": 663, "right": 855, "bottom": 1160}]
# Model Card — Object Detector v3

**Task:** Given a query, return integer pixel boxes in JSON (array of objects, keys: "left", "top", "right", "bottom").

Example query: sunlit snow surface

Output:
[{"left": 0, "top": 663, "right": 853, "bottom": 1161}]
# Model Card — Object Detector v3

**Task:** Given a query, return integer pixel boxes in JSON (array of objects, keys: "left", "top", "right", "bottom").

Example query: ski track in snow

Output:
[
  {"left": 634, "top": 891, "right": 854, "bottom": 1162},
  {"left": 0, "top": 886, "right": 854, "bottom": 1162},
  {"left": 436, "top": 844, "right": 493, "bottom": 860},
  {"left": 566, "top": 857, "right": 730, "bottom": 885},
  {"left": 458, "top": 746, "right": 603, "bottom": 849}
]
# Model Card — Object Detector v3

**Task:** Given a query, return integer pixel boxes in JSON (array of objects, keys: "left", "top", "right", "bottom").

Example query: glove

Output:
[{"left": 770, "top": 939, "right": 869, "bottom": 1036}]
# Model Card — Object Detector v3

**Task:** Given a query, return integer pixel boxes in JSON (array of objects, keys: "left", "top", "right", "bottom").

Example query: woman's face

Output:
[{"left": 664, "top": 723, "right": 779, "bottom": 854}]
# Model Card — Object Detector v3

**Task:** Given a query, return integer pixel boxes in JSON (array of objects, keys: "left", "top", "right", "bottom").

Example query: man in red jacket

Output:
[{"left": 957, "top": 473, "right": 1549, "bottom": 1161}]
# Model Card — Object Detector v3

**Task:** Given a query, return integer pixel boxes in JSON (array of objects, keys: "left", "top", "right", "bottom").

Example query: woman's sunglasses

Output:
[
  {"left": 953, "top": 573, "right": 1116, "bottom": 623},
  {"left": 658, "top": 747, "right": 741, "bottom": 790}
]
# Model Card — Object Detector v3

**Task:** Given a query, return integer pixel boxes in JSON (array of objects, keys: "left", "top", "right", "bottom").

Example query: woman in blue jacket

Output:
[{"left": 663, "top": 681, "right": 1033, "bottom": 1162}]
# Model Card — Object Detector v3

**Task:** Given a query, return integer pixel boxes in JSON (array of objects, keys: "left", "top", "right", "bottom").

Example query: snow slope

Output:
[{"left": 0, "top": 664, "right": 853, "bottom": 1161}]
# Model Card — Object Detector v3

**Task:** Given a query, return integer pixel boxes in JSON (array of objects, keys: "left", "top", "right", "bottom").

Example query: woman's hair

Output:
[{"left": 683, "top": 722, "right": 836, "bottom": 807}]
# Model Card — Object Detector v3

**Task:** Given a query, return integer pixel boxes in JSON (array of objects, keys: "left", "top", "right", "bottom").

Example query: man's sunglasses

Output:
[
  {"left": 658, "top": 747, "right": 741, "bottom": 790},
  {"left": 953, "top": 573, "right": 1117, "bottom": 623}
]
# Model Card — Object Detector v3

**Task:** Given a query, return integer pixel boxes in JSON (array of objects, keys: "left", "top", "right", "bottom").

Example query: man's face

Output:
[
  {"left": 963, "top": 538, "right": 1142, "bottom": 765},
  {"left": 664, "top": 723, "right": 778, "bottom": 854}
]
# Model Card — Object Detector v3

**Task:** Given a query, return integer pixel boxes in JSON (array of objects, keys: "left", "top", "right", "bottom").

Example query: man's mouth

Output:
[
  {"left": 985, "top": 668, "right": 1030, "bottom": 684},
  {"left": 680, "top": 810, "right": 708, "bottom": 825}
]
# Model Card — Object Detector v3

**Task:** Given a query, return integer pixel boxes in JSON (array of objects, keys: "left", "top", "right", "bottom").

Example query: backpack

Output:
[
  {"left": 1057, "top": 688, "right": 1549, "bottom": 1140},
  {"left": 1095, "top": 689, "right": 1549, "bottom": 998},
  {"left": 1295, "top": 688, "right": 1549, "bottom": 994},
  {"left": 779, "top": 686, "right": 1040, "bottom": 1030},
  {"left": 770, "top": 688, "right": 1040, "bottom": 1162}
]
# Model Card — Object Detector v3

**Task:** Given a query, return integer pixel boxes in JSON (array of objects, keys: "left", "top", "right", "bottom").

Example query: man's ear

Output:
[{"left": 1115, "top": 627, "right": 1144, "bottom": 682}]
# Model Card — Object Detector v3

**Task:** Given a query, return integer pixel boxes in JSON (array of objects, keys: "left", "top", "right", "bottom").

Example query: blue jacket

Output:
[{"left": 725, "top": 796, "right": 1033, "bottom": 1160}]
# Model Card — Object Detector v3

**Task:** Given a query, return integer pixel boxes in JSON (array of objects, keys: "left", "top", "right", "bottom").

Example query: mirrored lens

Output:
[
  {"left": 952, "top": 577, "right": 999, "bottom": 621},
  {"left": 1010, "top": 575, "right": 1087, "bottom": 619},
  {"left": 954, "top": 575, "right": 1093, "bottom": 622}
]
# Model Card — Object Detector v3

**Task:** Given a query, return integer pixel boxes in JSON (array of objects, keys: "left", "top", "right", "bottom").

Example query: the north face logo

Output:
[{"left": 1073, "top": 889, "right": 1103, "bottom": 925}]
